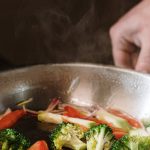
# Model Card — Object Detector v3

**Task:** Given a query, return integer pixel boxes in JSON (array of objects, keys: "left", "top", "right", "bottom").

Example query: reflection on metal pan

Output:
[{"left": 0, "top": 63, "right": 150, "bottom": 145}]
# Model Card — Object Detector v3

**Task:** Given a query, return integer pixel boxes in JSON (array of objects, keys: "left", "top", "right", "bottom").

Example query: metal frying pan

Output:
[{"left": 0, "top": 63, "right": 150, "bottom": 145}]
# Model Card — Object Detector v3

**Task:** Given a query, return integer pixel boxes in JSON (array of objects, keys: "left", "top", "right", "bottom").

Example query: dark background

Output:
[{"left": 0, "top": 0, "right": 140, "bottom": 71}]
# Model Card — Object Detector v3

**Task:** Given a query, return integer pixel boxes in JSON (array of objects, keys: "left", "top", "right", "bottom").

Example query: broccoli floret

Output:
[
  {"left": 49, "top": 122, "right": 86, "bottom": 150},
  {"left": 84, "top": 124, "right": 115, "bottom": 150},
  {"left": 17, "top": 133, "right": 31, "bottom": 150},
  {"left": 111, "top": 135, "right": 132, "bottom": 150},
  {"left": 0, "top": 128, "right": 30, "bottom": 150},
  {"left": 111, "top": 135, "right": 150, "bottom": 150}
]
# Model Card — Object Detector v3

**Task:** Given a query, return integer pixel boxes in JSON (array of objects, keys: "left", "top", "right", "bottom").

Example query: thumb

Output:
[{"left": 135, "top": 39, "right": 150, "bottom": 73}]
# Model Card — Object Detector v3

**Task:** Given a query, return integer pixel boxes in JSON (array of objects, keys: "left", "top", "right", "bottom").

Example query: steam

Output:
[{"left": 8, "top": 0, "right": 137, "bottom": 65}]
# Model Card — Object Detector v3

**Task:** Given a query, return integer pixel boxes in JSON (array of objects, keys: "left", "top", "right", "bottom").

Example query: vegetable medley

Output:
[{"left": 0, "top": 98, "right": 150, "bottom": 150}]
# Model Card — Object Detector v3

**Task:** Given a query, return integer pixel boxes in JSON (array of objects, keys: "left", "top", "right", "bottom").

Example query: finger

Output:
[
  {"left": 132, "top": 52, "right": 139, "bottom": 68},
  {"left": 135, "top": 44, "right": 150, "bottom": 73},
  {"left": 112, "top": 46, "right": 133, "bottom": 69},
  {"left": 110, "top": 16, "right": 143, "bottom": 70},
  {"left": 135, "top": 35, "right": 150, "bottom": 73},
  {"left": 110, "top": 34, "right": 136, "bottom": 69}
]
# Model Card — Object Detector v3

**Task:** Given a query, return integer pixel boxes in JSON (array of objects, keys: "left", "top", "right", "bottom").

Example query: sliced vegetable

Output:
[
  {"left": 28, "top": 140, "right": 49, "bottom": 150},
  {"left": 147, "top": 126, "right": 150, "bottom": 134},
  {"left": 64, "top": 105, "right": 87, "bottom": 118},
  {"left": 38, "top": 111, "right": 96, "bottom": 129},
  {"left": 96, "top": 108, "right": 132, "bottom": 132},
  {"left": 62, "top": 116, "right": 96, "bottom": 130},
  {"left": 142, "top": 117, "right": 150, "bottom": 127},
  {"left": 129, "top": 128, "right": 150, "bottom": 136},
  {"left": 46, "top": 98, "right": 60, "bottom": 112},
  {"left": 63, "top": 106, "right": 118, "bottom": 129},
  {"left": 0, "top": 108, "right": 12, "bottom": 120},
  {"left": 0, "top": 109, "right": 26, "bottom": 130},
  {"left": 108, "top": 108, "right": 142, "bottom": 128},
  {"left": 38, "top": 111, "right": 63, "bottom": 124},
  {"left": 113, "top": 131, "right": 127, "bottom": 139},
  {"left": 17, "top": 98, "right": 33, "bottom": 107},
  {"left": 63, "top": 106, "right": 134, "bottom": 134}
]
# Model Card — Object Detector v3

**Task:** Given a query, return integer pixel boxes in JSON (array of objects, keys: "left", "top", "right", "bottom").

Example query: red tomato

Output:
[
  {"left": 64, "top": 106, "right": 87, "bottom": 118},
  {"left": 28, "top": 141, "right": 49, "bottom": 150},
  {"left": 0, "top": 109, "right": 26, "bottom": 130},
  {"left": 113, "top": 131, "right": 127, "bottom": 139}
]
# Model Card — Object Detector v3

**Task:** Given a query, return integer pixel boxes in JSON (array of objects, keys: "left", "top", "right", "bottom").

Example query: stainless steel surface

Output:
[{"left": 0, "top": 63, "right": 150, "bottom": 121}]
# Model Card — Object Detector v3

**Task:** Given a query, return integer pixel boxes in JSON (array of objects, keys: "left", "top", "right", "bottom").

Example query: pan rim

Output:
[{"left": 0, "top": 63, "right": 149, "bottom": 79}]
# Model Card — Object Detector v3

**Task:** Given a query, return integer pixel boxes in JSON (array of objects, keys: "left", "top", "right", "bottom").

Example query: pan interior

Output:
[{"left": 0, "top": 63, "right": 150, "bottom": 145}]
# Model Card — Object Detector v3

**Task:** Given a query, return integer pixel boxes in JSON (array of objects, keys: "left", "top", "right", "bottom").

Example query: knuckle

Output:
[
  {"left": 136, "top": 63, "right": 150, "bottom": 73},
  {"left": 136, "top": 56, "right": 150, "bottom": 72},
  {"left": 109, "top": 24, "right": 121, "bottom": 39},
  {"left": 109, "top": 25, "right": 116, "bottom": 37}
]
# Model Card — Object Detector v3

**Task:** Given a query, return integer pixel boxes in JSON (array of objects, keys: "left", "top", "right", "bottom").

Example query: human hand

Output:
[{"left": 110, "top": 0, "right": 150, "bottom": 73}]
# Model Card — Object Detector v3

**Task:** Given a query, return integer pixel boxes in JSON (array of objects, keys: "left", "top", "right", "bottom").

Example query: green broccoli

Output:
[
  {"left": 84, "top": 124, "right": 115, "bottom": 150},
  {"left": 0, "top": 128, "right": 30, "bottom": 150},
  {"left": 49, "top": 122, "right": 86, "bottom": 150},
  {"left": 111, "top": 135, "right": 150, "bottom": 150}
]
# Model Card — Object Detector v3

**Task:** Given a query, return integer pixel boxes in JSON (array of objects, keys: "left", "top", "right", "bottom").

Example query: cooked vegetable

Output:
[
  {"left": 46, "top": 98, "right": 60, "bottom": 112},
  {"left": 0, "top": 128, "right": 30, "bottom": 150},
  {"left": 17, "top": 98, "right": 33, "bottom": 107},
  {"left": 111, "top": 135, "right": 135, "bottom": 150},
  {"left": 142, "top": 117, "right": 150, "bottom": 128},
  {"left": 111, "top": 135, "right": 150, "bottom": 150},
  {"left": 146, "top": 126, "right": 150, "bottom": 134},
  {"left": 38, "top": 111, "right": 63, "bottom": 124},
  {"left": 108, "top": 108, "right": 142, "bottom": 128},
  {"left": 0, "top": 109, "right": 26, "bottom": 130},
  {"left": 49, "top": 122, "right": 86, "bottom": 150},
  {"left": 111, "top": 128, "right": 150, "bottom": 150},
  {"left": 113, "top": 131, "right": 127, "bottom": 139},
  {"left": 0, "top": 108, "right": 12, "bottom": 120},
  {"left": 38, "top": 111, "right": 96, "bottom": 129},
  {"left": 84, "top": 124, "right": 115, "bottom": 150},
  {"left": 63, "top": 106, "right": 117, "bottom": 129},
  {"left": 63, "top": 115, "right": 96, "bottom": 130},
  {"left": 129, "top": 128, "right": 150, "bottom": 137},
  {"left": 0, "top": 97, "right": 147, "bottom": 150},
  {"left": 28, "top": 140, "right": 49, "bottom": 150},
  {"left": 96, "top": 108, "right": 132, "bottom": 132},
  {"left": 64, "top": 106, "right": 87, "bottom": 118}
]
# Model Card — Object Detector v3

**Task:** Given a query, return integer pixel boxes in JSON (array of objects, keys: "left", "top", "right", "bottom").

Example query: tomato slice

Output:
[
  {"left": 64, "top": 106, "right": 87, "bottom": 118},
  {"left": 113, "top": 131, "right": 127, "bottom": 139},
  {"left": 0, "top": 109, "right": 26, "bottom": 130},
  {"left": 108, "top": 108, "right": 142, "bottom": 128},
  {"left": 28, "top": 140, "right": 49, "bottom": 150}
]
